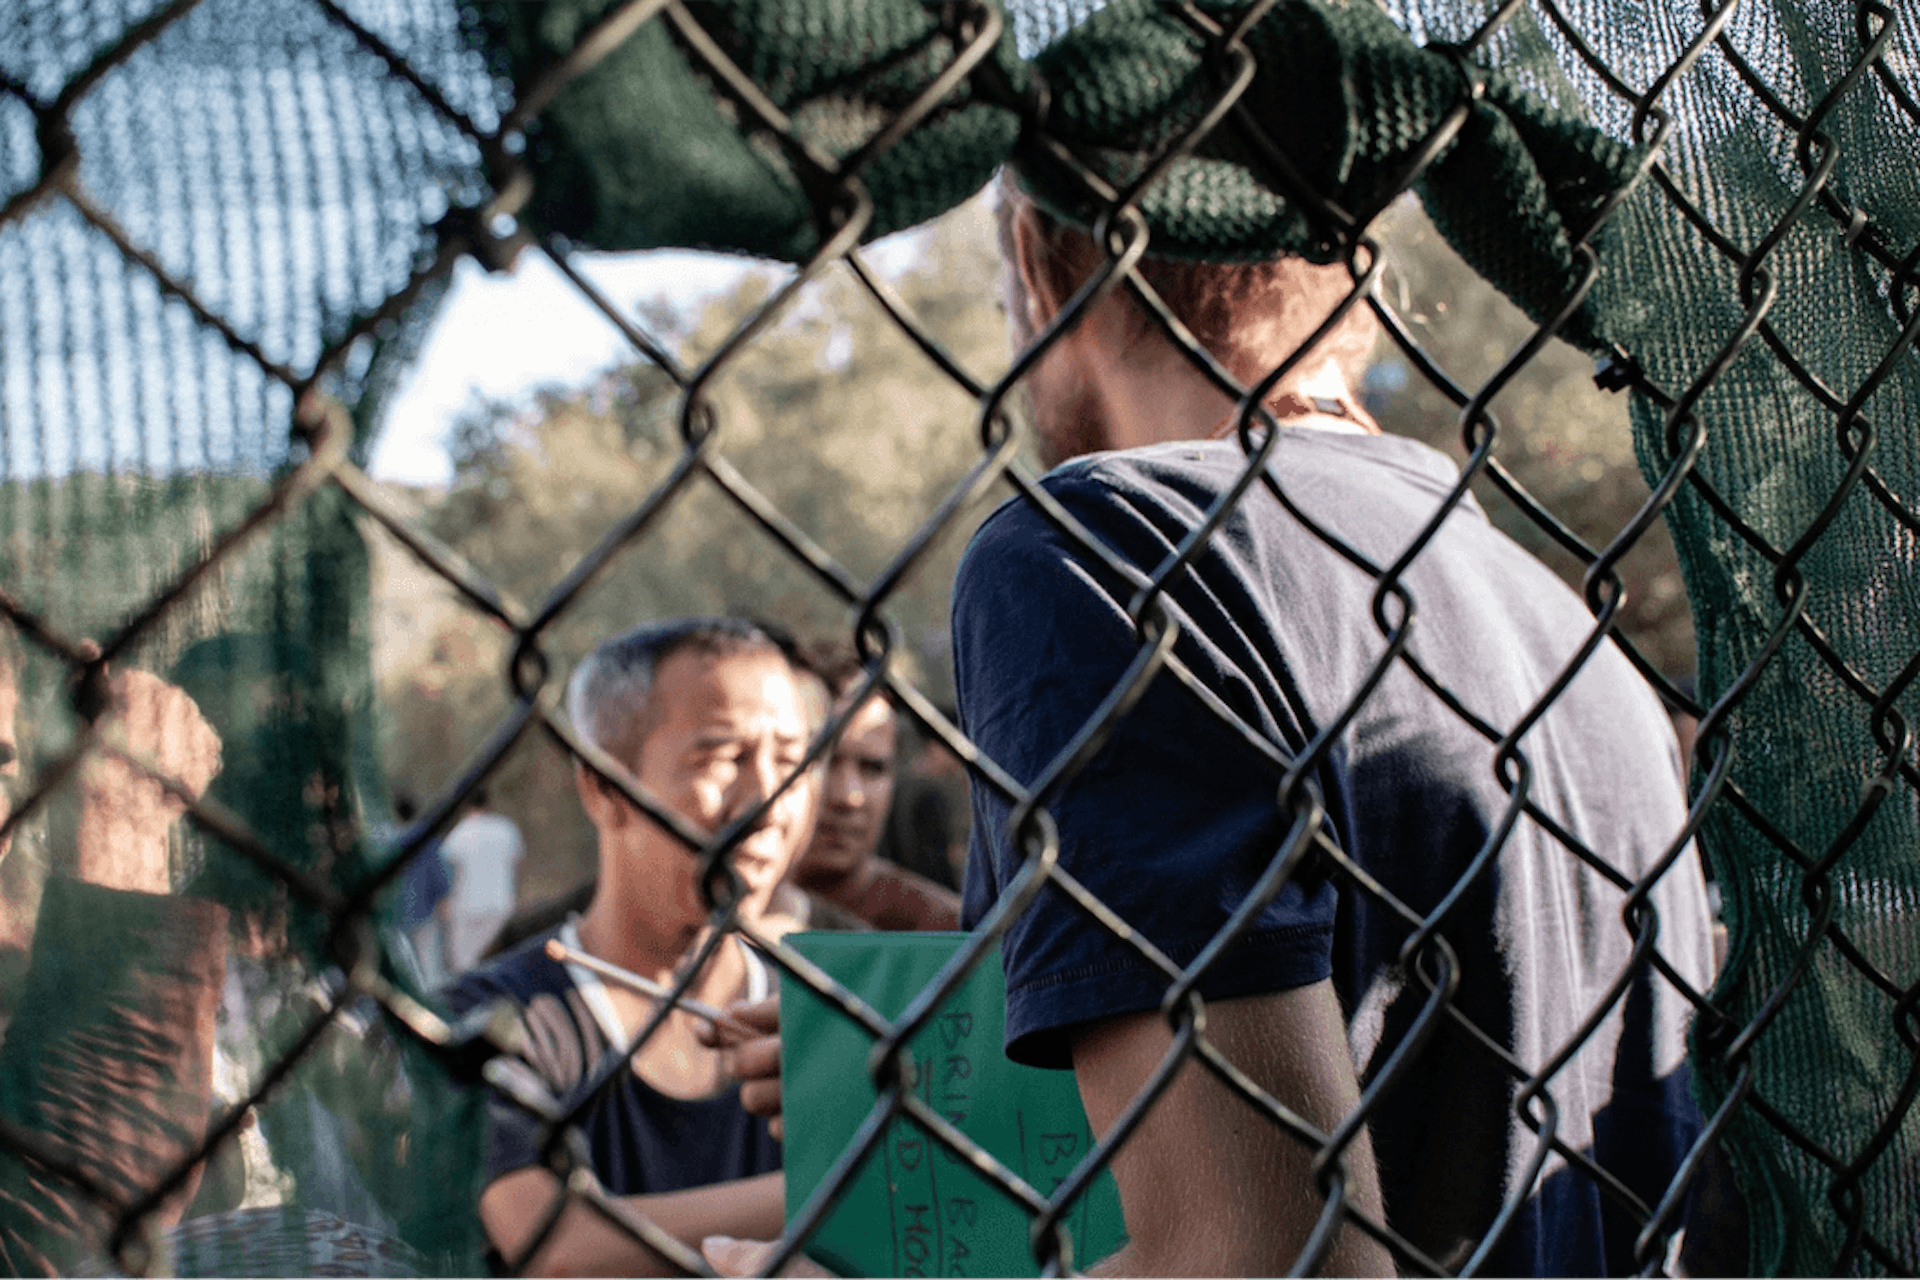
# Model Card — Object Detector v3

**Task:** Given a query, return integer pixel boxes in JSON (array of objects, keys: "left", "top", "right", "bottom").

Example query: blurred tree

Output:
[
  {"left": 377, "top": 201, "right": 1013, "bottom": 900},
  {"left": 372, "top": 195, "right": 1695, "bottom": 910}
]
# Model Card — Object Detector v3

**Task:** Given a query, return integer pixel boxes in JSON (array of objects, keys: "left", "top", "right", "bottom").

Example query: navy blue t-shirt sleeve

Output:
[
  {"left": 954, "top": 475, "right": 1336, "bottom": 1069},
  {"left": 441, "top": 962, "right": 558, "bottom": 1185}
]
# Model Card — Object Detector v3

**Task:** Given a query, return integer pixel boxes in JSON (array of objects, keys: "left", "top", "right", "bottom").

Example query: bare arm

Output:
[
  {"left": 480, "top": 1166, "right": 785, "bottom": 1277},
  {"left": 75, "top": 669, "right": 222, "bottom": 894},
  {"left": 1071, "top": 981, "right": 1393, "bottom": 1278},
  {"left": 0, "top": 669, "right": 226, "bottom": 1273}
]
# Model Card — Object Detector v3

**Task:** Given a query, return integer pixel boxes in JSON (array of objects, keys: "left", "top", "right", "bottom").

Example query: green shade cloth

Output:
[
  {"left": 471, "top": 0, "right": 1641, "bottom": 351},
  {"left": 2, "top": 3, "right": 488, "bottom": 1270}
]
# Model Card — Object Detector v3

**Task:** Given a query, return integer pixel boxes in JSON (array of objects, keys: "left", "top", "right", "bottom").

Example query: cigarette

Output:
[{"left": 543, "top": 938, "right": 755, "bottom": 1038}]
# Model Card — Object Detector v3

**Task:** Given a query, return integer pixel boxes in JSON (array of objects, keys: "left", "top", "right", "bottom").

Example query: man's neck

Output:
[
  {"left": 792, "top": 853, "right": 877, "bottom": 901},
  {"left": 576, "top": 889, "right": 739, "bottom": 998},
  {"left": 1080, "top": 348, "right": 1375, "bottom": 455}
]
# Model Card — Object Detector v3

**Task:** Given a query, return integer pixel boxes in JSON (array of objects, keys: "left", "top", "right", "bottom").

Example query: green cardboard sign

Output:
[{"left": 779, "top": 932, "right": 1127, "bottom": 1277}]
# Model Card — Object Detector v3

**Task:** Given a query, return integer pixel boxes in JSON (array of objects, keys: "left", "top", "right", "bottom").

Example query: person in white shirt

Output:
[{"left": 437, "top": 787, "right": 525, "bottom": 976}]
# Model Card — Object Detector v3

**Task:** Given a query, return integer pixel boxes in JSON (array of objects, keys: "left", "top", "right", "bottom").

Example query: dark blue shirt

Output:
[
  {"left": 395, "top": 837, "right": 450, "bottom": 933},
  {"left": 442, "top": 927, "right": 781, "bottom": 1197},
  {"left": 953, "top": 429, "right": 1714, "bottom": 1276}
]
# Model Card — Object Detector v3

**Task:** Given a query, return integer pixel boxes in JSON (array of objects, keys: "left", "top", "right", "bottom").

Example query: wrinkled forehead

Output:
[{"left": 650, "top": 646, "right": 811, "bottom": 739}]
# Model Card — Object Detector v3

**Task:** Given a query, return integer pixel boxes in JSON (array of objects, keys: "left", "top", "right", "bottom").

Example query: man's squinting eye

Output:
[{"left": 689, "top": 744, "right": 747, "bottom": 773}]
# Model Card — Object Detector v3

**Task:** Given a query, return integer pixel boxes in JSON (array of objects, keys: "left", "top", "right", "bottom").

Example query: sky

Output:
[{"left": 367, "top": 249, "right": 779, "bottom": 486}]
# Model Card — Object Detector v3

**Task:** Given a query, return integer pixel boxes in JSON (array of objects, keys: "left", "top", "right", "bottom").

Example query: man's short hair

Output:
[
  {"left": 995, "top": 177, "right": 1379, "bottom": 392},
  {"left": 565, "top": 617, "right": 795, "bottom": 772},
  {"left": 793, "top": 638, "right": 873, "bottom": 704}
]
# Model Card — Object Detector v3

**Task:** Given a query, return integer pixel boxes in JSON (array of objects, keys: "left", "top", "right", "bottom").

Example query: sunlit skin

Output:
[
  {"left": 792, "top": 695, "right": 895, "bottom": 889},
  {"left": 1004, "top": 197, "right": 1379, "bottom": 468},
  {"left": 0, "top": 664, "right": 219, "bottom": 910}
]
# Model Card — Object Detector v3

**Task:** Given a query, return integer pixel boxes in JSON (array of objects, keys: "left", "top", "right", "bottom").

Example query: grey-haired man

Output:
[{"left": 445, "top": 618, "right": 817, "bottom": 1276}]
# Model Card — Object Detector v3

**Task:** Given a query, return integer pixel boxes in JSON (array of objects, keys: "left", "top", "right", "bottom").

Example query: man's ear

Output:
[
  {"left": 575, "top": 759, "right": 624, "bottom": 830},
  {"left": 1008, "top": 200, "right": 1063, "bottom": 340}
]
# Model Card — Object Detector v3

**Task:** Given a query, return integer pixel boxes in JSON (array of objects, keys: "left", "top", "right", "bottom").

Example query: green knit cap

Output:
[{"left": 468, "top": 0, "right": 1644, "bottom": 352}]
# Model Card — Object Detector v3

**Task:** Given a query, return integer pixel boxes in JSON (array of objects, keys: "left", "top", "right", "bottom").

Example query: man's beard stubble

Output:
[{"left": 1025, "top": 369, "right": 1111, "bottom": 470}]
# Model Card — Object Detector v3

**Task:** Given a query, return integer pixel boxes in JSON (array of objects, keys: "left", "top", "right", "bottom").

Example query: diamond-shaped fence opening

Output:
[{"left": 0, "top": 0, "right": 1916, "bottom": 1275}]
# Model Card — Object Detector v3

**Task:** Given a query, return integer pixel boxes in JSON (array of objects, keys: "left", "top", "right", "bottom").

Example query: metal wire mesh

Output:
[{"left": 0, "top": 0, "right": 1917, "bottom": 1275}]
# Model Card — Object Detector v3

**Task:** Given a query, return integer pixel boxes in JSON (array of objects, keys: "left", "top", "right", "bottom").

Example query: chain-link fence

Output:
[{"left": 2, "top": 0, "right": 1917, "bottom": 1274}]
